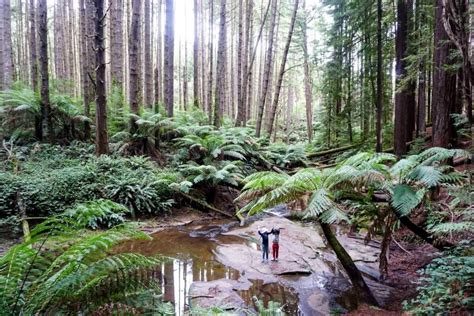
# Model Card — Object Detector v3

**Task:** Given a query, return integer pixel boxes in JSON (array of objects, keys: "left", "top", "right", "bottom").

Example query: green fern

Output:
[
  {"left": 63, "top": 199, "right": 130, "bottom": 229},
  {"left": 0, "top": 215, "right": 172, "bottom": 315}
]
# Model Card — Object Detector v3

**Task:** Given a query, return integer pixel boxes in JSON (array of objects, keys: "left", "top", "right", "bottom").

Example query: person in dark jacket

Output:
[{"left": 258, "top": 227, "right": 271, "bottom": 262}]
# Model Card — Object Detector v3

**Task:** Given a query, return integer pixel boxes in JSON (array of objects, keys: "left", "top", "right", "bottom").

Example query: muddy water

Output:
[{"left": 118, "top": 222, "right": 302, "bottom": 314}]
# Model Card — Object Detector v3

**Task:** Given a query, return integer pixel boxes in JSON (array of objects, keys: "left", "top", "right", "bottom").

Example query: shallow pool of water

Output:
[{"left": 117, "top": 223, "right": 302, "bottom": 314}]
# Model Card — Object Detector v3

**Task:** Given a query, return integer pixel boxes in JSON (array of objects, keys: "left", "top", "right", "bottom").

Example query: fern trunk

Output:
[
  {"left": 319, "top": 222, "right": 379, "bottom": 307},
  {"left": 393, "top": 210, "right": 453, "bottom": 251}
]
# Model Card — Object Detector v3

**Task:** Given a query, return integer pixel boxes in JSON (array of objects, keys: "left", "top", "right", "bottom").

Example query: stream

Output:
[{"left": 117, "top": 214, "right": 391, "bottom": 315}]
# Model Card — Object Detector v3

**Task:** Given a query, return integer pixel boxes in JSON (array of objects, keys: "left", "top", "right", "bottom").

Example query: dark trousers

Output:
[
  {"left": 272, "top": 242, "right": 279, "bottom": 259},
  {"left": 262, "top": 243, "right": 269, "bottom": 260}
]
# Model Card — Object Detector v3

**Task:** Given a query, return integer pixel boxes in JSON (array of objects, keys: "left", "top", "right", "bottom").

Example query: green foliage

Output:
[
  {"left": 404, "top": 242, "right": 474, "bottom": 315},
  {"left": 63, "top": 199, "right": 130, "bottom": 229},
  {"left": 179, "top": 161, "right": 244, "bottom": 188},
  {"left": 427, "top": 185, "right": 474, "bottom": 237},
  {"left": 262, "top": 142, "right": 308, "bottom": 168},
  {"left": 0, "top": 145, "right": 177, "bottom": 219},
  {"left": 391, "top": 184, "right": 426, "bottom": 217},
  {"left": 0, "top": 87, "right": 89, "bottom": 141},
  {"left": 105, "top": 174, "right": 174, "bottom": 216},
  {"left": 0, "top": 215, "right": 173, "bottom": 315},
  {"left": 253, "top": 297, "right": 286, "bottom": 316}
]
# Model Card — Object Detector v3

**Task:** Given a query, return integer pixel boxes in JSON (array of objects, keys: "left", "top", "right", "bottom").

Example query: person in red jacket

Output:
[{"left": 271, "top": 228, "right": 281, "bottom": 261}]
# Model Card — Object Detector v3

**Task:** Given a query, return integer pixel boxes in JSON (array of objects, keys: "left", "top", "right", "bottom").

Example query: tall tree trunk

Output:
[
  {"left": 246, "top": 3, "right": 255, "bottom": 122},
  {"left": 213, "top": 0, "right": 226, "bottom": 127},
  {"left": 442, "top": 0, "right": 472, "bottom": 124},
  {"left": 94, "top": 0, "right": 108, "bottom": 155},
  {"left": 193, "top": 0, "right": 201, "bottom": 108},
  {"left": 29, "top": 0, "right": 38, "bottom": 91},
  {"left": 110, "top": 0, "right": 124, "bottom": 89},
  {"left": 394, "top": 0, "right": 410, "bottom": 156},
  {"left": 347, "top": 44, "right": 353, "bottom": 143},
  {"left": 302, "top": 2, "right": 313, "bottom": 142},
  {"left": 2, "top": 0, "right": 13, "bottom": 89},
  {"left": 164, "top": 0, "right": 174, "bottom": 117},
  {"left": 432, "top": 0, "right": 457, "bottom": 147},
  {"left": 155, "top": 0, "right": 163, "bottom": 108},
  {"left": 235, "top": 0, "right": 245, "bottom": 126},
  {"left": 375, "top": 0, "right": 383, "bottom": 152},
  {"left": 0, "top": 0, "right": 4, "bottom": 90},
  {"left": 320, "top": 222, "right": 379, "bottom": 306},
  {"left": 79, "top": 0, "right": 91, "bottom": 139},
  {"left": 255, "top": 0, "right": 278, "bottom": 137},
  {"left": 129, "top": 0, "right": 141, "bottom": 120},
  {"left": 206, "top": 0, "right": 214, "bottom": 123},
  {"left": 265, "top": 0, "right": 299, "bottom": 137},
  {"left": 417, "top": 63, "right": 426, "bottom": 136},
  {"left": 38, "top": 0, "right": 52, "bottom": 142},
  {"left": 144, "top": 0, "right": 153, "bottom": 107},
  {"left": 183, "top": 36, "right": 189, "bottom": 111}
]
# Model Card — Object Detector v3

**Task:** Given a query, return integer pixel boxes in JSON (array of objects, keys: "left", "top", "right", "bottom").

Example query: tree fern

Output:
[
  {"left": 0, "top": 215, "right": 171, "bottom": 315},
  {"left": 390, "top": 184, "right": 426, "bottom": 216}
]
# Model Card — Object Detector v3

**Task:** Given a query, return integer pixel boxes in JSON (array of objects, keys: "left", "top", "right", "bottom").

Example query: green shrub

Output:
[
  {"left": 63, "top": 199, "right": 130, "bottom": 229},
  {"left": 0, "top": 215, "right": 174, "bottom": 314},
  {"left": 404, "top": 242, "right": 474, "bottom": 314},
  {"left": 105, "top": 174, "right": 174, "bottom": 217}
]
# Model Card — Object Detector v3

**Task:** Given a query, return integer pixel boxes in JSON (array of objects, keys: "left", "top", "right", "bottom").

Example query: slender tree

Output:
[
  {"left": 235, "top": 0, "right": 245, "bottom": 126},
  {"left": 193, "top": 0, "right": 200, "bottom": 108},
  {"left": 155, "top": 0, "right": 163, "bottom": 108},
  {"left": 94, "top": 0, "right": 108, "bottom": 155},
  {"left": 2, "top": 0, "right": 13, "bottom": 89},
  {"left": 129, "top": 0, "right": 141, "bottom": 118},
  {"left": 265, "top": 0, "right": 299, "bottom": 137},
  {"left": 206, "top": 0, "right": 214, "bottom": 122},
  {"left": 214, "top": 0, "right": 226, "bottom": 127},
  {"left": 255, "top": 0, "right": 278, "bottom": 137},
  {"left": 29, "top": 0, "right": 38, "bottom": 91},
  {"left": 38, "top": 0, "right": 52, "bottom": 141},
  {"left": 375, "top": 0, "right": 383, "bottom": 152},
  {"left": 164, "top": 0, "right": 174, "bottom": 117},
  {"left": 301, "top": 1, "right": 313, "bottom": 142},
  {"left": 394, "top": 0, "right": 410, "bottom": 156},
  {"left": 110, "top": 0, "right": 124, "bottom": 89},
  {"left": 432, "top": 0, "right": 457, "bottom": 147},
  {"left": 144, "top": 0, "right": 153, "bottom": 107}
]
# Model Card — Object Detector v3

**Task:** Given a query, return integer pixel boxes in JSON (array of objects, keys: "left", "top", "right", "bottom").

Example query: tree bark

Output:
[
  {"left": 79, "top": 0, "right": 91, "bottom": 139},
  {"left": 144, "top": 0, "right": 153, "bottom": 107},
  {"left": 432, "top": 0, "right": 457, "bottom": 147},
  {"left": 302, "top": 2, "right": 313, "bottom": 142},
  {"left": 94, "top": 0, "right": 108, "bottom": 155},
  {"left": 375, "top": 0, "right": 383, "bottom": 152},
  {"left": 213, "top": 0, "right": 227, "bottom": 127},
  {"left": 38, "top": 0, "right": 52, "bottom": 142},
  {"left": 164, "top": 0, "right": 175, "bottom": 117},
  {"left": 265, "top": 0, "right": 299, "bottom": 137},
  {"left": 129, "top": 0, "right": 141, "bottom": 120},
  {"left": 394, "top": 0, "right": 410, "bottom": 156},
  {"left": 235, "top": 0, "right": 246, "bottom": 126},
  {"left": 2, "top": 0, "right": 13, "bottom": 89},
  {"left": 110, "top": 0, "right": 124, "bottom": 89},
  {"left": 320, "top": 222, "right": 379, "bottom": 306},
  {"left": 29, "top": 0, "right": 38, "bottom": 92},
  {"left": 206, "top": 0, "right": 214, "bottom": 123},
  {"left": 155, "top": 0, "right": 163, "bottom": 108},
  {"left": 255, "top": 0, "right": 278, "bottom": 137},
  {"left": 193, "top": 0, "right": 201, "bottom": 108},
  {"left": 417, "top": 62, "right": 426, "bottom": 136}
]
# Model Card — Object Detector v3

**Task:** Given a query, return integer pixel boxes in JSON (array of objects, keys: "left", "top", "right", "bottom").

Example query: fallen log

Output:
[
  {"left": 175, "top": 190, "right": 234, "bottom": 218},
  {"left": 307, "top": 143, "right": 362, "bottom": 159}
]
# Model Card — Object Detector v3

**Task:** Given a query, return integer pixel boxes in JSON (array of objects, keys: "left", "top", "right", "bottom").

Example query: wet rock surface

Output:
[{"left": 121, "top": 211, "right": 396, "bottom": 314}]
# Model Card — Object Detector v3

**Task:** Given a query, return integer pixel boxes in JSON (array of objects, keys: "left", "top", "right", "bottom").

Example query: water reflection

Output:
[{"left": 117, "top": 226, "right": 299, "bottom": 315}]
